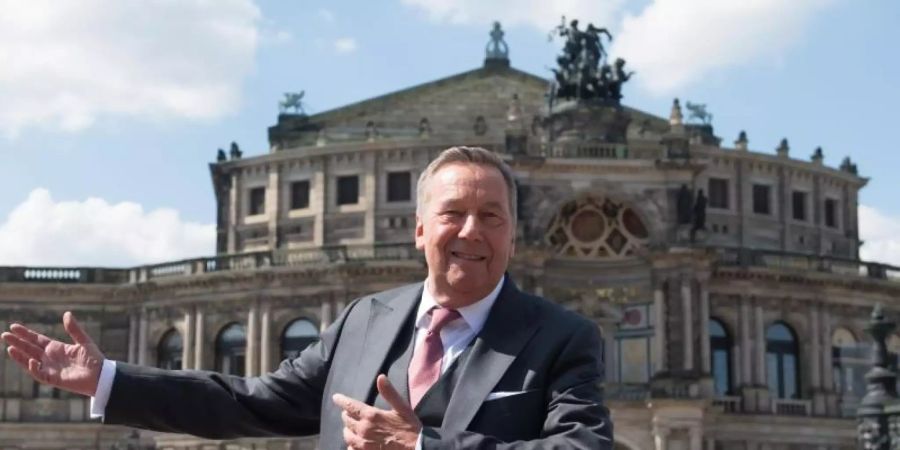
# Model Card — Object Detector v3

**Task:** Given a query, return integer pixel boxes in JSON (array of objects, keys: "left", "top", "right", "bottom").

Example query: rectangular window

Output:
[
  {"left": 752, "top": 184, "right": 771, "bottom": 215},
  {"left": 792, "top": 191, "right": 808, "bottom": 221},
  {"left": 387, "top": 171, "right": 412, "bottom": 203},
  {"left": 290, "top": 180, "right": 310, "bottom": 210},
  {"left": 708, "top": 178, "right": 729, "bottom": 209},
  {"left": 249, "top": 187, "right": 265, "bottom": 215},
  {"left": 825, "top": 198, "right": 838, "bottom": 228},
  {"left": 337, "top": 175, "right": 359, "bottom": 206}
]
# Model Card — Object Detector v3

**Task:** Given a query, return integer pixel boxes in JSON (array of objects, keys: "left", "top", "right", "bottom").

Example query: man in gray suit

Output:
[{"left": 2, "top": 146, "right": 612, "bottom": 449}]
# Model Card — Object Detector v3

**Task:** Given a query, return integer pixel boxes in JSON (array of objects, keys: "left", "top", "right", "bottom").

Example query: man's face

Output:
[{"left": 415, "top": 162, "right": 515, "bottom": 308}]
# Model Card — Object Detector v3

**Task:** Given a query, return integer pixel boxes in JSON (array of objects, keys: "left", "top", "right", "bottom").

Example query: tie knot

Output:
[{"left": 427, "top": 307, "right": 460, "bottom": 333}]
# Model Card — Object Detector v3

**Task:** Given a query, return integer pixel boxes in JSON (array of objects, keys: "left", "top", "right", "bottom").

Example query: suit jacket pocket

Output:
[{"left": 470, "top": 389, "right": 544, "bottom": 441}]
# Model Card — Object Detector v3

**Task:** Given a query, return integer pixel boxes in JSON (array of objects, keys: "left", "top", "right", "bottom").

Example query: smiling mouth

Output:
[{"left": 450, "top": 251, "right": 486, "bottom": 261}]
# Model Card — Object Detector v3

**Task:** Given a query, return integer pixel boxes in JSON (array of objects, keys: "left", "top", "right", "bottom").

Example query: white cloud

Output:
[
  {"left": 611, "top": 0, "right": 835, "bottom": 94},
  {"left": 0, "top": 0, "right": 262, "bottom": 138},
  {"left": 402, "top": 0, "right": 836, "bottom": 96},
  {"left": 859, "top": 205, "right": 900, "bottom": 267},
  {"left": 0, "top": 189, "right": 215, "bottom": 266},
  {"left": 334, "top": 37, "right": 358, "bottom": 53},
  {"left": 400, "top": 0, "right": 625, "bottom": 32}
]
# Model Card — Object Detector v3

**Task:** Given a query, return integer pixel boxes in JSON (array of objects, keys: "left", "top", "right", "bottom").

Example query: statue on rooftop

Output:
[
  {"left": 485, "top": 21, "right": 509, "bottom": 61},
  {"left": 216, "top": 148, "right": 227, "bottom": 162},
  {"left": 229, "top": 141, "right": 242, "bottom": 160},
  {"left": 549, "top": 16, "right": 629, "bottom": 103},
  {"left": 279, "top": 91, "right": 306, "bottom": 115},
  {"left": 685, "top": 101, "right": 713, "bottom": 125}
]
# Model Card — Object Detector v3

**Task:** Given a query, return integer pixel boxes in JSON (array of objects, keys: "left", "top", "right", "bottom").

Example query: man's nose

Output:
[{"left": 457, "top": 214, "right": 482, "bottom": 240}]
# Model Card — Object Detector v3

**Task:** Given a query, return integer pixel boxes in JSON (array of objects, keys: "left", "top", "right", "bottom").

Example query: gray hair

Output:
[{"left": 416, "top": 146, "right": 517, "bottom": 227}]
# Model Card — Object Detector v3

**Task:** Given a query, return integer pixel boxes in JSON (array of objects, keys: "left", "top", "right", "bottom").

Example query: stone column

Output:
[
  {"left": 653, "top": 282, "right": 667, "bottom": 375},
  {"left": 699, "top": 280, "right": 711, "bottom": 374},
  {"left": 260, "top": 300, "right": 272, "bottom": 373},
  {"left": 267, "top": 165, "right": 281, "bottom": 249},
  {"left": 682, "top": 277, "right": 694, "bottom": 371},
  {"left": 313, "top": 163, "right": 326, "bottom": 246},
  {"left": 821, "top": 307, "right": 834, "bottom": 390},
  {"left": 182, "top": 308, "right": 195, "bottom": 370},
  {"left": 739, "top": 297, "right": 751, "bottom": 384},
  {"left": 809, "top": 304, "right": 821, "bottom": 389},
  {"left": 246, "top": 300, "right": 260, "bottom": 377},
  {"left": 689, "top": 427, "right": 702, "bottom": 450},
  {"left": 321, "top": 299, "right": 334, "bottom": 332},
  {"left": 227, "top": 172, "right": 241, "bottom": 253},
  {"left": 754, "top": 301, "right": 766, "bottom": 385},
  {"left": 653, "top": 425, "right": 670, "bottom": 450},
  {"left": 194, "top": 309, "right": 205, "bottom": 370},
  {"left": 597, "top": 319, "right": 618, "bottom": 382},
  {"left": 127, "top": 313, "right": 139, "bottom": 364},
  {"left": 363, "top": 152, "right": 377, "bottom": 243},
  {"left": 137, "top": 309, "right": 148, "bottom": 366}
]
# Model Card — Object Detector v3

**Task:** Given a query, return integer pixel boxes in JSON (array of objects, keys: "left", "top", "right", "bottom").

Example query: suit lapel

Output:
[
  {"left": 348, "top": 283, "right": 422, "bottom": 405},
  {"left": 442, "top": 278, "right": 541, "bottom": 432}
]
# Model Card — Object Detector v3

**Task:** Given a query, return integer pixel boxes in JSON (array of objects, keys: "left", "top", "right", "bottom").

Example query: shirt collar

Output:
[{"left": 416, "top": 275, "right": 505, "bottom": 333}]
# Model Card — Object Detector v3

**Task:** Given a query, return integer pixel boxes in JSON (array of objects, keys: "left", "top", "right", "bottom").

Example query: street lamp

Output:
[{"left": 857, "top": 304, "right": 900, "bottom": 449}]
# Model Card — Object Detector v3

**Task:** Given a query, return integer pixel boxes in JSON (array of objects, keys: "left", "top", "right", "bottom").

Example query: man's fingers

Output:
[
  {"left": 343, "top": 425, "right": 374, "bottom": 450},
  {"left": 332, "top": 393, "right": 368, "bottom": 419},
  {"left": 2, "top": 333, "right": 45, "bottom": 361},
  {"left": 63, "top": 311, "right": 94, "bottom": 346},
  {"left": 8, "top": 347, "right": 46, "bottom": 383},
  {"left": 376, "top": 374, "right": 415, "bottom": 417},
  {"left": 8, "top": 324, "right": 52, "bottom": 349},
  {"left": 7, "top": 346, "right": 31, "bottom": 370}
]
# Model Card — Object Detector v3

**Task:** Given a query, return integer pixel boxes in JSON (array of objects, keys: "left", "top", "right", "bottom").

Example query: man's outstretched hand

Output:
[
  {"left": 1, "top": 311, "right": 105, "bottom": 397},
  {"left": 333, "top": 374, "right": 422, "bottom": 450}
]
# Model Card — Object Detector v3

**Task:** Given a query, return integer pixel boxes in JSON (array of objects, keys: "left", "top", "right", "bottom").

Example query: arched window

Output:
[
  {"left": 709, "top": 319, "right": 732, "bottom": 396},
  {"left": 833, "top": 327, "right": 867, "bottom": 416},
  {"left": 157, "top": 328, "right": 183, "bottom": 370},
  {"left": 766, "top": 322, "right": 800, "bottom": 399},
  {"left": 215, "top": 323, "right": 246, "bottom": 376},
  {"left": 281, "top": 318, "right": 319, "bottom": 361}
]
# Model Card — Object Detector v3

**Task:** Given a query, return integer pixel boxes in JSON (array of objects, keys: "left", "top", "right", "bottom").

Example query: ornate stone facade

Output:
[{"left": 2, "top": 27, "right": 898, "bottom": 450}]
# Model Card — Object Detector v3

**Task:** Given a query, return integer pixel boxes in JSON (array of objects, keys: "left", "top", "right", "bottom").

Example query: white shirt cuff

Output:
[
  {"left": 89, "top": 359, "right": 117, "bottom": 419},
  {"left": 416, "top": 431, "right": 424, "bottom": 450}
]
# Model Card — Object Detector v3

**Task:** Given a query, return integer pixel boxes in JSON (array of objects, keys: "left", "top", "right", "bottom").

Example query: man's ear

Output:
[{"left": 415, "top": 215, "right": 425, "bottom": 250}]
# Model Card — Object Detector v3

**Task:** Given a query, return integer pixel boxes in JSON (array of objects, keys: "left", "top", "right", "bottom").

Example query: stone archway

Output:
[{"left": 544, "top": 195, "right": 650, "bottom": 258}]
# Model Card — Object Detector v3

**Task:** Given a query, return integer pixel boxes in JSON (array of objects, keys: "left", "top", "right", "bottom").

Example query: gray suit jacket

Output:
[{"left": 104, "top": 278, "right": 613, "bottom": 449}]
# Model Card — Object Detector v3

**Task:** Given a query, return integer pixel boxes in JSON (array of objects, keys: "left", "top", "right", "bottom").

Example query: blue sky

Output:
[{"left": 0, "top": 0, "right": 898, "bottom": 266}]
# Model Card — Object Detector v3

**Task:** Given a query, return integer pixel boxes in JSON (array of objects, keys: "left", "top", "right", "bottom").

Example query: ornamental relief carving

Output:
[{"left": 545, "top": 196, "right": 649, "bottom": 259}]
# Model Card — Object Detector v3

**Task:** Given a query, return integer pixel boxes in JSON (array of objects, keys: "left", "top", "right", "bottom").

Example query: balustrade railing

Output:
[
  {"left": 715, "top": 247, "right": 899, "bottom": 283},
  {"left": 712, "top": 396, "right": 742, "bottom": 413},
  {"left": 772, "top": 398, "right": 812, "bottom": 416}
]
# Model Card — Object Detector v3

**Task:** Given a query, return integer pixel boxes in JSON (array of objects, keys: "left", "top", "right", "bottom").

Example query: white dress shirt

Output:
[{"left": 91, "top": 276, "right": 506, "bottom": 436}]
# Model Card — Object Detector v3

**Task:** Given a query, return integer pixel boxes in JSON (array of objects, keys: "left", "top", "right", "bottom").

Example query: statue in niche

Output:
[
  {"left": 691, "top": 189, "right": 707, "bottom": 242},
  {"left": 229, "top": 141, "right": 242, "bottom": 159},
  {"left": 418, "top": 117, "right": 432, "bottom": 138},
  {"left": 473, "top": 116, "right": 488, "bottom": 136},
  {"left": 676, "top": 184, "right": 693, "bottom": 225}
]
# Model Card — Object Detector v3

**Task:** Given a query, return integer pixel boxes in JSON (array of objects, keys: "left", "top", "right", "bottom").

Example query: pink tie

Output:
[{"left": 408, "top": 307, "right": 461, "bottom": 409}]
